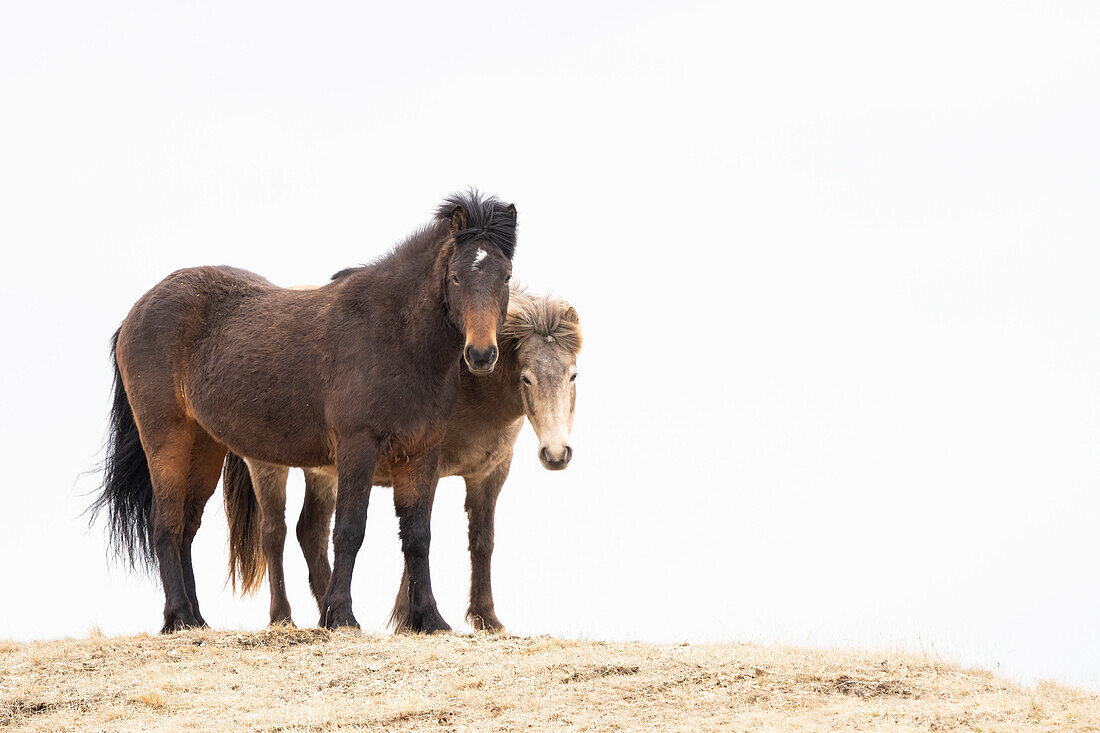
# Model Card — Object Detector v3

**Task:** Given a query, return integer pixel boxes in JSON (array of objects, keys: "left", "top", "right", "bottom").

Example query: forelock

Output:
[
  {"left": 435, "top": 188, "right": 517, "bottom": 260},
  {"left": 500, "top": 287, "right": 582, "bottom": 354}
]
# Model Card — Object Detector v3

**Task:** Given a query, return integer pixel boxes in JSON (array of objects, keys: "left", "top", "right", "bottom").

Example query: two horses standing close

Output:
[{"left": 90, "top": 191, "right": 582, "bottom": 634}]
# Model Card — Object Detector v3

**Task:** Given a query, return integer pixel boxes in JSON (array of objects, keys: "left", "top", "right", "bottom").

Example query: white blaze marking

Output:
[{"left": 472, "top": 248, "right": 488, "bottom": 271}]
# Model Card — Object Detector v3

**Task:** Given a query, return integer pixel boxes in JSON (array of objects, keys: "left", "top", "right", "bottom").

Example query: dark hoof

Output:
[
  {"left": 270, "top": 617, "right": 296, "bottom": 628},
  {"left": 319, "top": 602, "right": 359, "bottom": 630},
  {"left": 468, "top": 610, "right": 505, "bottom": 632},
  {"left": 399, "top": 606, "right": 451, "bottom": 634},
  {"left": 270, "top": 605, "right": 295, "bottom": 627},
  {"left": 161, "top": 609, "right": 202, "bottom": 634}
]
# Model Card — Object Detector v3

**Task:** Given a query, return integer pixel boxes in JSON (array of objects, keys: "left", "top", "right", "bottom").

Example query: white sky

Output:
[{"left": 2, "top": 1, "right": 1099, "bottom": 689}]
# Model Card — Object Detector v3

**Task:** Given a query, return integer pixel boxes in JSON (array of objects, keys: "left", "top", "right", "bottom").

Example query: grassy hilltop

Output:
[{"left": 1, "top": 628, "right": 1097, "bottom": 731}]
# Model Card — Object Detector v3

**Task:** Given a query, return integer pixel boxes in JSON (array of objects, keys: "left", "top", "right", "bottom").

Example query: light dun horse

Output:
[
  {"left": 90, "top": 191, "right": 517, "bottom": 633},
  {"left": 222, "top": 287, "right": 582, "bottom": 631}
]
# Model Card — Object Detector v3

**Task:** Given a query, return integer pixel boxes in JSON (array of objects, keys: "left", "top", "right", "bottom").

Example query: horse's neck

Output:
[
  {"left": 403, "top": 251, "right": 462, "bottom": 372},
  {"left": 366, "top": 228, "right": 460, "bottom": 368},
  {"left": 392, "top": 227, "right": 449, "bottom": 308},
  {"left": 458, "top": 343, "right": 524, "bottom": 421}
]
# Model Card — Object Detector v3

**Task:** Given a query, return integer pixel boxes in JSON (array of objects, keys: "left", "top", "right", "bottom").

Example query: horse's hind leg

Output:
[
  {"left": 465, "top": 454, "right": 511, "bottom": 632},
  {"left": 144, "top": 423, "right": 204, "bottom": 633},
  {"left": 178, "top": 526, "right": 206, "bottom": 627},
  {"left": 179, "top": 432, "right": 228, "bottom": 628},
  {"left": 249, "top": 461, "right": 293, "bottom": 625},
  {"left": 298, "top": 469, "right": 337, "bottom": 611}
]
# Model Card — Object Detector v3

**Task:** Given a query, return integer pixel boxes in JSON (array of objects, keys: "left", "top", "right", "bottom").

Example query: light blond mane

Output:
[{"left": 500, "top": 286, "right": 583, "bottom": 354}]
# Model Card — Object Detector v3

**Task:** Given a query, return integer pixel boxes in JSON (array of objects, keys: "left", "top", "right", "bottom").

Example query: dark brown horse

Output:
[
  {"left": 89, "top": 191, "right": 517, "bottom": 633},
  {"left": 221, "top": 288, "right": 582, "bottom": 631}
]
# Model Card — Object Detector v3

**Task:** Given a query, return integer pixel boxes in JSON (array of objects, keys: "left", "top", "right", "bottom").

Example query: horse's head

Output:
[
  {"left": 439, "top": 192, "right": 517, "bottom": 376},
  {"left": 504, "top": 292, "right": 583, "bottom": 471}
]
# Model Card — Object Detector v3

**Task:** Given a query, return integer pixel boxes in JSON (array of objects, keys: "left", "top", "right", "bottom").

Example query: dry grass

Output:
[{"left": 1, "top": 628, "right": 1097, "bottom": 731}]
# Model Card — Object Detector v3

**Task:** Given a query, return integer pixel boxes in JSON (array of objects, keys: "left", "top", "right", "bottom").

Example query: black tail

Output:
[
  {"left": 223, "top": 451, "right": 266, "bottom": 594},
  {"left": 87, "top": 328, "right": 157, "bottom": 571}
]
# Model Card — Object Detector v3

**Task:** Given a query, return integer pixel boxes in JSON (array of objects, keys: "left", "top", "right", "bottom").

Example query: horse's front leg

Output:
[
  {"left": 388, "top": 484, "right": 438, "bottom": 631},
  {"left": 392, "top": 448, "right": 450, "bottom": 633},
  {"left": 465, "top": 453, "right": 511, "bottom": 632},
  {"left": 319, "top": 439, "right": 378, "bottom": 629}
]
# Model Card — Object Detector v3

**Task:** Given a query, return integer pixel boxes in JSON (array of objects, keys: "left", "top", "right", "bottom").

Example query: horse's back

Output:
[
  {"left": 118, "top": 265, "right": 263, "bottom": 366},
  {"left": 122, "top": 265, "right": 273, "bottom": 332},
  {"left": 117, "top": 265, "right": 335, "bottom": 465},
  {"left": 119, "top": 266, "right": 266, "bottom": 369}
]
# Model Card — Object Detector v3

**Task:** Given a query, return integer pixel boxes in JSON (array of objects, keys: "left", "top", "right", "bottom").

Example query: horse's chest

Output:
[
  {"left": 369, "top": 367, "right": 457, "bottom": 422},
  {"left": 439, "top": 417, "right": 523, "bottom": 481},
  {"left": 380, "top": 418, "right": 448, "bottom": 466},
  {"left": 366, "top": 419, "right": 445, "bottom": 486},
  {"left": 332, "top": 358, "right": 460, "bottom": 474}
]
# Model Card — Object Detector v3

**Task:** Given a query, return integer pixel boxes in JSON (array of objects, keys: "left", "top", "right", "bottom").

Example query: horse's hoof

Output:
[
  {"left": 269, "top": 617, "right": 296, "bottom": 628},
  {"left": 408, "top": 607, "right": 451, "bottom": 634},
  {"left": 319, "top": 603, "right": 359, "bottom": 630},
  {"left": 469, "top": 611, "right": 505, "bottom": 633},
  {"left": 270, "top": 607, "right": 295, "bottom": 627},
  {"left": 161, "top": 610, "right": 202, "bottom": 634}
]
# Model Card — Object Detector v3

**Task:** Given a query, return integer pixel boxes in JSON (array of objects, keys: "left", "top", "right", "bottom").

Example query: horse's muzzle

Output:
[
  {"left": 464, "top": 344, "right": 498, "bottom": 375},
  {"left": 539, "top": 444, "right": 573, "bottom": 471}
]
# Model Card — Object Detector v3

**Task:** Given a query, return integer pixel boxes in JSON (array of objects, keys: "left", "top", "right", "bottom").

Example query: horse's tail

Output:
[
  {"left": 223, "top": 451, "right": 266, "bottom": 595},
  {"left": 388, "top": 571, "right": 411, "bottom": 631},
  {"left": 87, "top": 328, "right": 157, "bottom": 571}
]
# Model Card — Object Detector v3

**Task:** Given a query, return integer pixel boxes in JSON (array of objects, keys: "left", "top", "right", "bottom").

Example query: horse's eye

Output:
[
  {"left": 570, "top": 373, "right": 578, "bottom": 382},
  {"left": 450, "top": 275, "right": 459, "bottom": 286},
  {"left": 505, "top": 274, "right": 512, "bottom": 283},
  {"left": 521, "top": 375, "right": 532, "bottom": 386}
]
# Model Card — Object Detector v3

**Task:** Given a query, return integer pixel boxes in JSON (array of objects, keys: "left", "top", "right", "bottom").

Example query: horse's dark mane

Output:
[
  {"left": 435, "top": 189, "right": 517, "bottom": 259},
  {"left": 331, "top": 190, "right": 516, "bottom": 282},
  {"left": 330, "top": 266, "right": 359, "bottom": 281}
]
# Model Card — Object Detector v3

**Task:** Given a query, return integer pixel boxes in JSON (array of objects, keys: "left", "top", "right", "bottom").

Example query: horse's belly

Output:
[{"left": 186, "top": 382, "right": 332, "bottom": 466}]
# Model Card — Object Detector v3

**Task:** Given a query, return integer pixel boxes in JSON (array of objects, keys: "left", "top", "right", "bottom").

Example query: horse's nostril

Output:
[
  {"left": 465, "top": 345, "right": 498, "bottom": 369},
  {"left": 464, "top": 343, "right": 499, "bottom": 363},
  {"left": 540, "top": 445, "right": 572, "bottom": 468}
]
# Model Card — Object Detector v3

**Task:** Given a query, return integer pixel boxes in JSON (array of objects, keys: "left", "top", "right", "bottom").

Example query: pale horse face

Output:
[{"left": 516, "top": 336, "right": 577, "bottom": 470}]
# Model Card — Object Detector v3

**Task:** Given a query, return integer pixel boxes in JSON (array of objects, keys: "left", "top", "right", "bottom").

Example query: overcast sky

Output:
[{"left": 2, "top": 1, "right": 1099, "bottom": 689}]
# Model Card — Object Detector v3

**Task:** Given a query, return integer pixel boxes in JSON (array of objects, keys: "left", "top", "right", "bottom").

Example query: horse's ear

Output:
[
  {"left": 505, "top": 203, "right": 517, "bottom": 220},
  {"left": 439, "top": 239, "right": 455, "bottom": 263},
  {"left": 449, "top": 205, "right": 468, "bottom": 235},
  {"left": 561, "top": 304, "right": 579, "bottom": 324}
]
